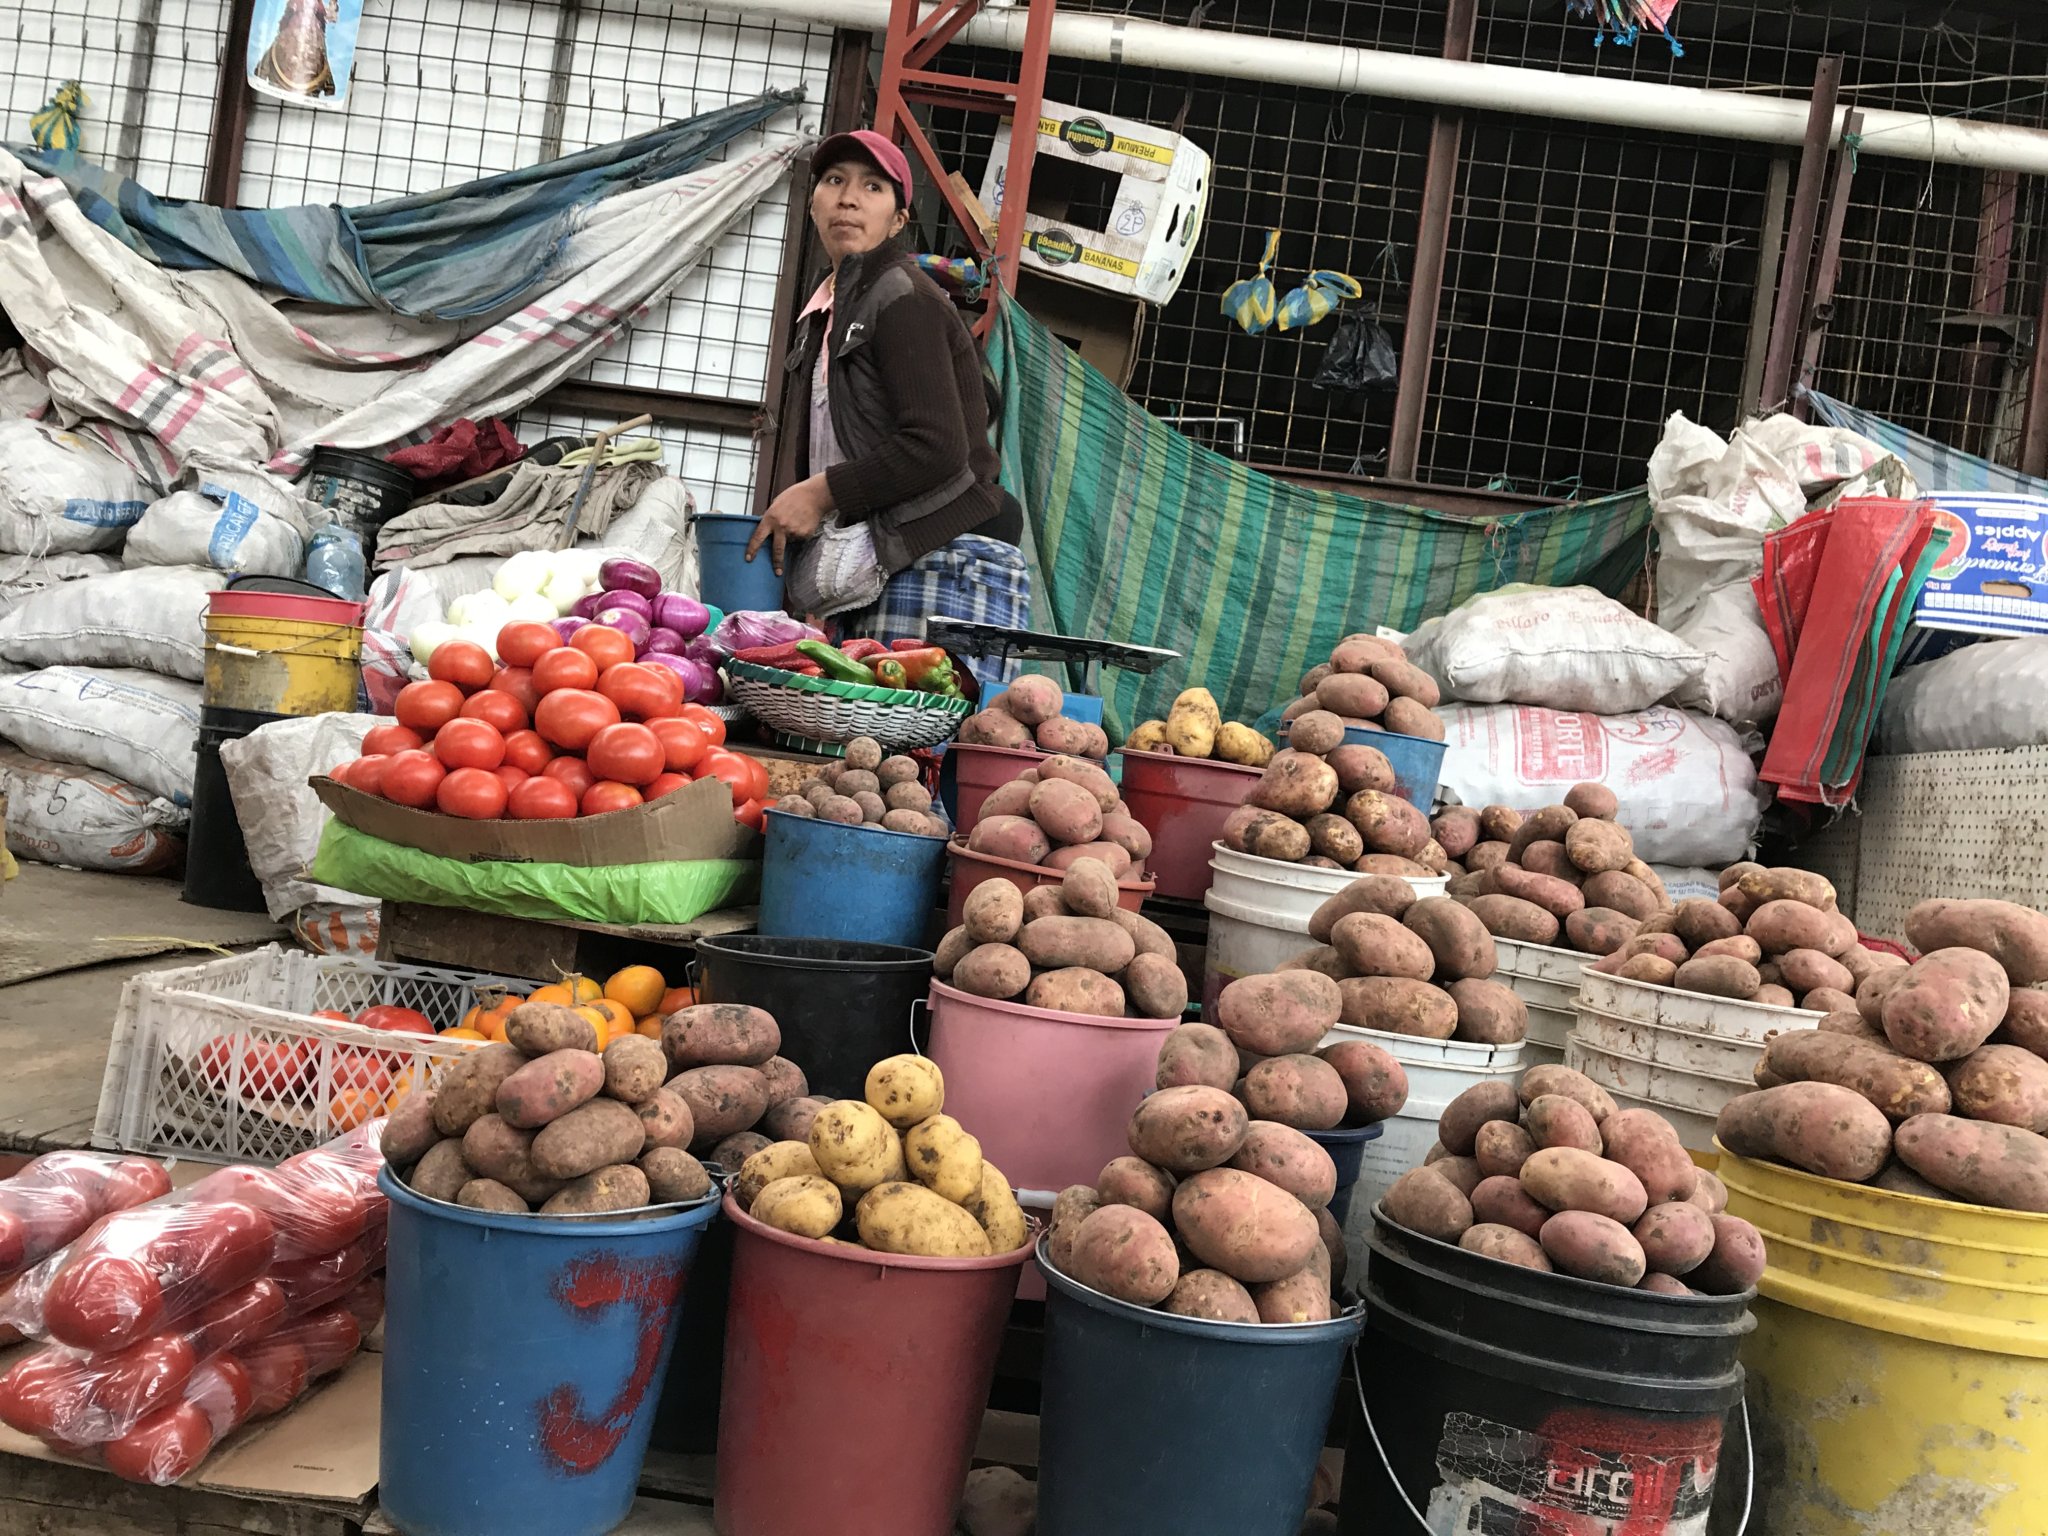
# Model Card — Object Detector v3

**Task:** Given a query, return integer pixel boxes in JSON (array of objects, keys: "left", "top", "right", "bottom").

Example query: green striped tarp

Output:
[{"left": 988, "top": 292, "right": 1653, "bottom": 739}]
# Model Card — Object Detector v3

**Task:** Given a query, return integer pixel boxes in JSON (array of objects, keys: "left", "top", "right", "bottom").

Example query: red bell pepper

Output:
[{"left": 889, "top": 638, "right": 929, "bottom": 651}]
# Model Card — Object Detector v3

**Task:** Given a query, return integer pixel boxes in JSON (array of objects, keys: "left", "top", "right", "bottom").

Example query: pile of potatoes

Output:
[
  {"left": 1439, "top": 786, "right": 1675, "bottom": 948},
  {"left": 936, "top": 857, "right": 1187, "bottom": 1020},
  {"left": 1717, "top": 896, "right": 2048, "bottom": 1215},
  {"left": 956, "top": 675, "right": 1110, "bottom": 759},
  {"left": 1279, "top": 633, "right": 1447, "bottom": 745},
  {"left": 383, "top": 998, "right": 829, "bottom": 1216},
  {"left": 1043, "top": 1085, "right": 1349, "bottom": 1324},
  {"left": 960, "top": 752, "right": 1153, "bottom": 876},
  {"left": 768, "top": 735, "right": 948, "bottom": 838},
  {"left": 1124, "top": 686, "right": 1275, "bottom": 766},
  {"left": 1248, "top": 879, "right": 1530, "bottom": 1047},
  {"left": 728, "top": 1055, "right": 1030, "bottom": 1259},
  {"left": 1383, "top": 1065, "right": 1766, "bottom": 1295},
  {"left": 1219, "top": 746, "right": 1446, "bottom": 877}
]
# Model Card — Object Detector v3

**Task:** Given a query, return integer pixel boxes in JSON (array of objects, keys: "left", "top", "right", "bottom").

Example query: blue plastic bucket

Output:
[
  {"left": 1035, "top": 1240, "right": 1365, "bottom": 1536},
  {"left": 1060, "top": 692, "right": 1103, "bottom": 726},
  {"left": 377, "top": 1168, "right": 722, "bottom": 1536},
  {"left": 695, "top": 513, "right": 784, "bottom": 615},
  {"left": 757, "top": 808, "right": 946, "bottom": 948},
  {"left": 1308, "top": 1124, "right": 1384, "bottom": 1226},
  {"left": 1352, "top": 726, "right": 1446, "bottom": 811}
]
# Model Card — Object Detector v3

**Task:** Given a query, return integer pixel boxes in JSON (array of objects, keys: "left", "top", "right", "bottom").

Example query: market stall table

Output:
[{"left": 375, "top": 901, "right": 757, "bottom": 982}]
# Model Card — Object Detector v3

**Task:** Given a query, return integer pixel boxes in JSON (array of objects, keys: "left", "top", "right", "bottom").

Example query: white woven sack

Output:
[
  {"left": 1437, "top": 701, "right": 1762, "bottom": 867},
  {"left": 0, "top": 420, "right": 151, "bottom": 555},
  {"left": 123, "top": 489, "right": 306, "bottom": 577},
  {"left": 1405, "top": 586, "right": 1705, "bottom": 715},
  {"left": 0, "top": 551, "right": 122, "bottom": 618},
  {"left": 0, "top": 565, "right": 224, "bottom": 680},
  {"left": 0, "top": 666, "right": 203, "bottom": 803},
  {"left": 1879, "top": 638, "right": 2048, "bottom": 755},
  {"left": 0, "top": 745, "right": 186, "bottom": 873},
  {"left": 218, "top": 712, "right": 378, "bottom": 920}
]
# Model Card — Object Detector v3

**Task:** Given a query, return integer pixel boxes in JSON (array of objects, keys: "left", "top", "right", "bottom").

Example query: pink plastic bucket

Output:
[
  {"left": 1115, "top": 748, "right": 1262, "bottom": 901},
  {"left": 945, "top": 741, "right": 1052, "bottom": 832},
  {"left": 208, "top": 588, "right": 365, "bottom": 625},
  {"left": 925, "top": 979, "right": 1177, "bottom": 1199},
  {"left": 943, "top": 841, "right": 1154, "bottom": 930}
]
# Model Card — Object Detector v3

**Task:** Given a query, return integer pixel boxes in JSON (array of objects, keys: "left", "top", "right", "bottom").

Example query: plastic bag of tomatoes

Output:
[
  {"left": 0, "top": 1152, "right": 172, "bottom": 1284},
  {"left": 339, "top": 622, "right": 768, "bottom": 829}
]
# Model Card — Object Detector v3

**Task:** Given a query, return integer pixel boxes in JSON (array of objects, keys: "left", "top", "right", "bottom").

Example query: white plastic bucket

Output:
[
  {"left": 1567, "top": 1032, "right": 1751, "bottom": 1120},
  {"left": 1577, "top": 967, "right": 1824, "bottom": 1043},
  {"left": 1568, "top": 1057, "right": 1721, "bottom": 1150},
  {"left": 1574, "top": 1003, "right": 1769, "bottom": 1081},
  {"left": 1523, "top": 1002, "right": 1575, "bottom": 1052}
]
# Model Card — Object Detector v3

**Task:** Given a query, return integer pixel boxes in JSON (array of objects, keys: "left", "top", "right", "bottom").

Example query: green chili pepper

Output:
[{"left": 795, "top": 640, "right": 875, "bottom": 684}]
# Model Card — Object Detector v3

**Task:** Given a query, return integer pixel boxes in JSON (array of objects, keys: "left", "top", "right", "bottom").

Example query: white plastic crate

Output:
[{"left": 94, "top": 945, "right": 532, "bottom": 1166}]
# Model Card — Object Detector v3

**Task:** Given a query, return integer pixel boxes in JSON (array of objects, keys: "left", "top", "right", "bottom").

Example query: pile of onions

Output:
[{"left": 563, "top": 558, "right": 722, "bottom": 704}]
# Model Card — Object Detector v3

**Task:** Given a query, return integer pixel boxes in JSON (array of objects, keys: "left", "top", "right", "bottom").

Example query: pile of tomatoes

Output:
[{"left": 330, "top": 620, "right": 769, "bottom": 825}]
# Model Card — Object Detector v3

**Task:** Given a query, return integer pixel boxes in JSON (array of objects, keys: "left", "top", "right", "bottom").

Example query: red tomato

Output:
[
  {"left": 531, "top": 647, "right": 600, "bottom": 695},
  {"left": 431, "top": 718, "right": 506, "bottom": 772},
  {"left": 541, "top": 756, "right": 596, "bottom": 799},
  {"left": 645, "top": 772, "right": 689, "bottom": 798},
  {"left": 570, "top": 624, "right": 635, "bottom": 672},
  {"left": 492, "top": 764, "right": 530, "bottom": 795},
  {"left": 103, "top": 1400, "right": 216, "bottom": 1484},
  {"left": 436, "top": 766, "right": 509, "bottom": 820},
  {"left": 459, "top": 688, "right": 529, "bottom": 735},
  {"left": 735, "top": 796, "right": 766, "bottom": 831},
  {"left": 585, "top": 722, "right": 663, "bottom": 786},
  {"left": 501, "top": 729, "right": 553, "bottom": 775},
  {"left": 695, "top": 748, "right": 761, "bottom": 807},
  {"left": 332, "top": 1046, "right": 392, "bottom": 1099},
  {"left": 184, "top": 1279, "right": 286, "bottom": 1361},
  {"left": 200, "top": 1038, "right": 311, "bottom": 1098},
  {"left": 489, "top": 665, "right": 541, "bottom": 717},
  {"left": 598, "top": 662, "right": 677, "bottom": 721},
  {"left": 495, "top": 621, "right": 558, "bottom": 668},
  {"left": 426, "top": 640, "right": 495, "bottom": 694},
  {"left": 394, "top": 679, "right": 464, "bottom": 733},
  {"left": 360, "top": 723, "right": 423, "bottom": 756},
  {"left": 649, "top": 716, "right": 710, "bottom": 774},
  {"left": 345, "top": 754, "right": 390, "bottom": 797},
  {"left": 534, "top": 688, "right": 621, "bottom": 752},
  {"left": 95, "top": 1332, "right": 201, "bottom": 1426},
  {"left": 580, "top": 781, "right": 644, "bottom": 817},
  {"left": 357, "top": 1005, "right": 434, "bottom": 1034},
  {"left": 678, "top": 702, "right": 727, "bottom": 748},
  {"left": 507, "top": 775, "right": 580, "bottom": 820},
  {"left": 291, "top": 1308, "right": 363, "bottom": 1376},
  {"left": 242, "top": 1341, "right": 309, "bottom": 1418},
  {"left": 380, "top": 750, "right": 445, "bottom": 808}
]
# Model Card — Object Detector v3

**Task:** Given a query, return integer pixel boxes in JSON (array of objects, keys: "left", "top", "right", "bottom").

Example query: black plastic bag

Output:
[{"left": 1314, "top": 304, "right": 1399, "bottom": 395}]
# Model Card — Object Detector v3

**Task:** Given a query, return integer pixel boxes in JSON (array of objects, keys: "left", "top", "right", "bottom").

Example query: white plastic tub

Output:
[
  {"left": 1523, "top": 1000, "right": 1576, "bottom": 1051},
  {"left": 1567, "top": 1032, "right": 1753, "bottom": 1119},
  {"left": 1594, "top": 1080, "right": 1720, "bottom": 1151},
  {"left": 1573, "top": 1003, "right": 1773, "bottom": 1081},
  {"left": 1577, "top": 967, "right": 1825, "bottom": 1043}
]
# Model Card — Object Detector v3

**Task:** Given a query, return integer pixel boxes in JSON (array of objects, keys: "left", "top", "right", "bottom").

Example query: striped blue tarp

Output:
[{"left": 1802, "top": 387, "right": 2048, "bottom": 498}]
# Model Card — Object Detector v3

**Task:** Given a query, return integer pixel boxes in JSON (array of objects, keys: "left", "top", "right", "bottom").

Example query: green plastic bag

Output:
[{"left": 310, "top": 821, "right": 757, "bottom": 925}]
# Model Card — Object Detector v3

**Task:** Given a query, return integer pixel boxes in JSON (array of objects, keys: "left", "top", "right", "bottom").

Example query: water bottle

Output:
[{"left": 305, "top": 524, "right": 366, "bottom": 600}]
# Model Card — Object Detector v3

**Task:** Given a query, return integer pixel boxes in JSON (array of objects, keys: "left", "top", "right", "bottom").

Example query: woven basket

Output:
[{"left": 722, "top": 659, "right": 969, "bottom": 751}]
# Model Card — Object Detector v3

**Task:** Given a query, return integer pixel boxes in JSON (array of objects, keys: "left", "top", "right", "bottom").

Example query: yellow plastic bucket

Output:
[
  {"left": 203, "top": 612, "right": 362, "bottom": 716},
  {"left": 1720, "top": 1146, "right": 2048, "bottom": 1534}
]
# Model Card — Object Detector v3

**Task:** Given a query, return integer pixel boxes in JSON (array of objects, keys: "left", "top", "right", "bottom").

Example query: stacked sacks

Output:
[
  {"left": 962, "top": 753, "right": 1153, "bottom": 877},
  {"left": 956, "top": 675, "right": 1109, "bottom": 759},
  {"left": 1279, "top": 633, "right": 1447, "bottom": 744}
]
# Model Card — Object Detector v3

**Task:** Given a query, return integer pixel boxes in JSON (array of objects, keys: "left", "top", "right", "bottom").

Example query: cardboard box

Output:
[
  {"left": 980, "top": 102, "right": 1211, "bottom": 304},
  {"left": 1013, "top": 268, "right": 1146, "bottom": 388},
  {"left": 313, "top": 772, "right": 759, "bottom": 867},
  {"left": 1913, "top": 492, "right": 2048, "bottom": 638}
]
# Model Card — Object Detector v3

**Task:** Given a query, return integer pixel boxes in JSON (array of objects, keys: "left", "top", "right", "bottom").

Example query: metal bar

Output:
[
  {"left": 906, "top": 0, "right": 986, "bottom": 68},
  {"left": 202, "top": 0, "right": 259, "bottom": 205},
  {"left": 536, "top": 0, "right": 583, "bottom": 162},
  {"left": 1957, "top": 168, "right": 2019, "bottom": 456},
  {"left": 2024, "top": 255, "right": 2048, "bottom": 476},
  {"left": 543, "top": 381, "right": 759, "bottom": 435},
  {"left": 992, "top": 0, "right": 1057, "bottom": 293},
  {"left": 1387, "top": 0, "right": 1476, "bottom": 482},
  {"left": 1793, "top": 107, "right": 1865, "bottom": 416},
  {"left": 1758, "top": 55, "right": 1843, "bottom": 414},
  {"left": 113, "top": 0, "right": 164, "bottom": 179},
  {"left": 1741, "top": 157, "right": 1793, "bottom": 416}
]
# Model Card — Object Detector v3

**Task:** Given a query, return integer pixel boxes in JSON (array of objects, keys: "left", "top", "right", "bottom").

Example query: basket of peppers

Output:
[{"left": 723, "top": 636, "right": 974, "bottom": 751}]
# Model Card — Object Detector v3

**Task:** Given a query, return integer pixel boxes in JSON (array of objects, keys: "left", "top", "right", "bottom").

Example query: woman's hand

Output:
[{"left": 746, "top": 475, "right": 833, "bottom": 575}]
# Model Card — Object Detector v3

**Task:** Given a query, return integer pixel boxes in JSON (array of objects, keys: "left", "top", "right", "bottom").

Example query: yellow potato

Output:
[
  {"left": 1125, "top": 720, "right": 1170, "bottom": 753},
  {"left": 967, "top": 1162, "right": 1031, "bottom": 1252},
  {"left": 751, "top": 1175, "right": 843, "bottom": 1240},
  {"left": 1214, "top": 722, "right": 1275, "bottom": 767},
  {"left": 809, "top": 1100, "right": 907, "bottom": 1194},
  {"left": 903, "top": 1114, "right": 985, "bottom": 1205},
  {"left": 1165, "top": 693, "right": 1218, "bottom": 759},
  {"left": 735, "top": 1140, "right": 823, "bottom": 1211},
  {"left": 855, "top": 1181, "right": 994, "bottom": 1258},
  {"left": 1173, "top": 686, "right": 1222, "bottom": 727},
  {"left": 865, "top": 1055, "right": 945, "bottom": 1129}
]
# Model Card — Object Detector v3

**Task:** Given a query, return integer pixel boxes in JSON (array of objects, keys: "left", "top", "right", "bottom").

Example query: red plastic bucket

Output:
[
  {"left": 1116, "top": 748, "right": 1262, "bottom": 901},
  {"left": 944, "top": 741, "right": 1052, "bottom": 831},
  {"left": 944, "top": 840, "right": 1154, "bottom": 930},
  {"left": 714, "top": 1195, "right": 1030, "bottom": 1536},
  {"left": 925, "top": 979, "right": 1178, "bottom": 1197}
]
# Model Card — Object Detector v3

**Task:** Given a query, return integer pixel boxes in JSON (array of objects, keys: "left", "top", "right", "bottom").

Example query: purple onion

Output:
[
  {"left": 597, "top": 557, "right": 662, "bottom": 600},
  {"left": 596, "top": 588, "right": 654, "bottom": 621},
  {"left": 652, "top": 592, "right": 711, "bottom": 639},
  {"left": 595, "top": 608, "right": 651, "bottom": 651},
  {"left": 674, "top": 657, "right": 720, "bottom": 703},
  {"left": 549, "top": 617, "right": 588, "bottom": 643},
  {"left": 572, "top": 591, "right": 605, "bottom": 620},
  {"left": 682, "top": 634, "right": 724, "bottom": 665},
  {"left": 639, "top": 651, "right": 695, "bottom": 690},
  {"left": 643, "top": 627, "right": 685, "bottom": 656}
]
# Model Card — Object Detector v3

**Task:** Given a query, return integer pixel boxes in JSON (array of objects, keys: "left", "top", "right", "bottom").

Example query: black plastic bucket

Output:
[
  {"left": 1339, "top": 1209, "right": 1755, "bottom": 1534},
  {"left": 692, "top": 935, "right": 933, "bottom": 1100},
  {"left": 645, "top": 1187, "right": 736, "bottom": 1456},
  {"left": 301, "top": 447, "right": 415, "bottom": 562},
  {"left": 1035, "top": 1239, "right": 1363, "bottom": 1536},
  {"left": 182, "top": 704, "right": 286, "bottom": 913}
]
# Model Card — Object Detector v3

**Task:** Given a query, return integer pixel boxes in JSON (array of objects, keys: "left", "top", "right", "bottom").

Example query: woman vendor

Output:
[{"left": 746, "top": 128, "right": 1027, "bottom": 689}]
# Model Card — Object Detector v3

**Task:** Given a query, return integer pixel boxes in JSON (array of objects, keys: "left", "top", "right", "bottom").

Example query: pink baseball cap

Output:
[{"left": 811, "top": 128, "right": 913, "bottom": 206}]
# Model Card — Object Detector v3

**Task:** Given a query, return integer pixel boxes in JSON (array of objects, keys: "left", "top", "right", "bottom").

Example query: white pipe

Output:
[{"left": 735, "top": 0, "right": 2048, "bottom": 177}]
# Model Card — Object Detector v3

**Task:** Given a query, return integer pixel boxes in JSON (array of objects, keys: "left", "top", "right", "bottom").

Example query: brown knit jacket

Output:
[{"left": 771, "top": 247, "right": 1017, "bottom": 573}]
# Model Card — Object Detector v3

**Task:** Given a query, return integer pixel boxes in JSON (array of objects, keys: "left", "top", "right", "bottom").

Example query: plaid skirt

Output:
[{"left": 835, "top": 534, "right": 1031, "bottom": 693}]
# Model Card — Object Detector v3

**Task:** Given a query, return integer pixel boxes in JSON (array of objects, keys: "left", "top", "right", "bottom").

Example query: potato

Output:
[
  {"left": 1439, "top": 1080, "right": 1521, "bottom": 1156},
  {"left": 1460, "top": 1223, "right": 1553, "bottom": 1273},
  {"left": 663, "top": 1004, "right": 780, "bottom": 1070},
  {"left": 1539, "top": 1211, "right": 1647, "bottom": 1286},
  {"left": 1779, "top": 949, "right": 1854, "bottom": 997},
  {"left": 408, "top": 1139, "right": 475, "bottom": 1202},
  {"left": 967, "top": 814, "right": 1052, "bottom": 867},
  {"left": 456, "top": 1178, "right": 530, "bottom": 1215},
  {"left": 751, "top": 1174, "right": 844, "bottom": 1239},
  {"left": 461, "top": 1113, "right": 551, "bottom": 1191},
  {"left": 1599, "top": 1111, "right": 1698, "bottom": 1205},
  {"left": 506, "top": 1002, "right": 600, "bottom": 1057},
  {"left": 761, "top": 1094, "right": 828, "bottom": 1144},
  {"left": 1097, "top": 812, "right": 1156, "bottom": 867},
  {"left": 1526, "top": 1094, "right": 1604, "bottom": 1154},
  {"left": 904, "top": 1114, "right": 985, "bottom": 1205},
  {"left": 1172, "top": 1167, "right": 1323, "bottom": 1283},
  {"left": 732, "top": 1141, "right": 821, "bottom": 1210},
  {"left": 1213, "top": 722, "right": 1275, "bottom": 767},
  {"left": 1689, "top": 1213, "right": 1767, "bottom": 1294},
  {"left": 1337, "top": 976, "right": 1458, "bottom": 1039},
  {"left": 866, "top": 1054, "right": 945, "bottom": 1128},
  {"left": 594, "top": 1035, "right": 668, "bottom": 1108},
  {"left": 965, "top": 1164, "right": 1030, "bottom": 1252},
  {"left": 1495, "top": 863, "right": 1587, "bottom": 920},
  {"left": 1687, "top": 1169, "right": 1728, "bottom": 1215},
  {"left": 952, "top": 943, "right": 1031, "bottom": 1001},
  {"left": 1670, "top": 898, "right": 1740, "bottom": 950},
  {"left": 1516, "top": 840, "right": 1582, "bottom": 886},
  {"left": 1617, "top": 956, "right": 1679, "bottom": 987},
  {"left": 669, "top": 1065, "right": 769, "bottom": 1146},
  {"left": 1165, "top": 699, "right": 1219, "bottom": 760},
  {"left": 1564, "top": 907, "right": 1640, "bottom": 956},
  {"left": 1317, "top": 669, "right": 1394, "bottom": 721},
  {"left": 432, "top": 1043, "right": 528, "bottom": 1138},
  {"left": 1308, "top": 876, "right": 1417, "bottom": 943},
  {"left": 1503, "top": 806, "right": 1575, "bottom": 863},
  {"left": 1018, "top": 915, "right": 1137, "bottom": 976},
  {"left": 382, "top": 1090, "right": 442, "bottom": 1168},
  {"left": 1882, "top": 948, "right": 2011, "bottom": 1063},
  {"left": 979, "top": 780, "right": 1037, "bottom": 822},
  {"left": 495, "top": 1049, "right": 604, "bottom": 1130},
  {"left": 1380, "top": 1166, "right": 1474, "bottom": 1243},
  {"left": 1869, "top": 1160, "right": 1951, "bottom": 1200},
  {"left": 1216, "top": 970, "right": 1342, "bottom": 1055},
  {"left": 1228, "top": 1121, "right": 1338, "bottom": 1209},
  {"left": 1817, "top": 1008, "right": 1889, "bottom": 1045},
  {"left": 999, "top": 673, "right": 1064, "bottom": 726},
  {"left": 1327, "top": 743, "right": 1396, "bottom": 796},
  {"left": 1354, "top": 854, "right": 1432, "bottom": 877},
  {"left": 1857, "top": 965, "right": 1911, "bottom": 1027},
  {"left": 1520, "top": 1147, "right": 1648, "bottom": 1224},
  {"left": 1906, "top": 897, "right": 2048, "bottom": 986},
  {"left": 1516, "top": 1065, "right": 1614, "bottom": 1123},
  {"left": 1432, "top": 807, "right": 1482, "bottom": 860},
  {"left": 1129, "top": 1085, "right": 1250, "bottom": 1173},
  {"left": 963, "top": 879, "right": 1026, "bottom": 943},
  {"left": 1470, "top": 1174, "right": 1551, "bottom": 1239},
  {"left": 1714, "top": 1082, "right": 1892, "bottom": 1182},
  {"left": 1996, "top": 989, "right": 2048, "bottom": 1059},
  {"left": 1294, "top": 812, "right": 1360, "bottom": 867},
  {"left": 1449, "top": 978, "right": 1527, "bottom": 1044},
  {"left": 1124, "top": 953, "right": 1189, "bottom": 1021},
  {"left": 1252, "top": 1265, "right": 1334, "bottom": 1325},
  {"left": 1946, "top": 1045, "right": 2048, "bottom": 1133},
  {"left": 531, "top": 1098, "right": 647, "bottom": 1181},
  {"left": 1329, "top": 912, "right": 1435, "bottom": 982},
  {"left": 1243, "top": 1055, "right": 1347, "bottom": 1131},
  {"left": 810, "top": 1100, "right": 908, "bottom": 1194},
  {"left": 1027, "top": 968, "right": 1128, "bottom": 1017},
  {"left": 959, "top": 708, "right": 1034, "bottom": 748},
  {"left": 541, "top": 1164, "right": 652, "bottom": 1217},
  {"left": 1672, "top": 956, "right": 1761, "bottom": 1000},
  {"left": 1345, "top": 791, "right": 1431, "bottom": 858},
  {"left": 1556, "top": 782, "right": 1615, "bottom": 820},
  {"left": 1474, "top": 1120, "right": 1537, "bottom": 1179},
  {"left": 1316, "top": 1040, "right": 1408, "bottom": 1127},
  {"left": 1062, "top": 1204, "right": 1176, "bottom": 1300},
  {"left": 1162, "top": 1269, "right": 1260, "bottom": 1323},
  {"left": 1628, "top": 1199, "right": 1716, "bottom": 1278},
  {"left": 1156, "top": 1023, "right": 1240, "bottom": 1092},
  {"left": 1236, "top": 810, "right": 1312, "bottom": 863},
  {"left": 1563, "top": 819, "right": 1633, "bottom": 875},
  {"left": 1468, "top": 894, "right": 1562, "bottom": 946},
  {"left": 1044, "top": 1187, "right": 1102, "bottom": 1273},
  {"left": 1758, "top": 1032, "right": 1951, "bottom": 1120},
  {"left": 1582, "top": 871, "right": 1659, "bottom": 922},
  {"left": 1754, "top": 985, "right": 1797, "bottom": 1009},
  {"left": 1893, "top": 1113, "right": 2048, "bottom": 1212},
  {"left": 1431, "top": 1155, "right": 1484, "bottom": 1198},
  {"left": 1804, "top": 988, "right": 1859, "bottom": 1016},
  {"left": 1096, "top": 1155, "right": 1176, "bottom": 1222},
  {"left": 1046, "top": 840, "right": 1135, "bottom": 878},
  {"left": 1746, "top": 899, "right": 1835, "bottom": 957},
  {"left": 1288, "top": 709, "right": 1347, "bottom": 756},
  {"left": 635, "top": 1088, "right": 695, "bottom": 1151},
  {"left": 1735, "top": 866, "right": 1837, "bottom": 912}
]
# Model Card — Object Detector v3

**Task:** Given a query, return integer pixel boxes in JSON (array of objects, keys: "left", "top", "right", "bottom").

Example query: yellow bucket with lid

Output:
[{"left": 1720, "top": 1146, "right": 2048, "bottom": 1534}]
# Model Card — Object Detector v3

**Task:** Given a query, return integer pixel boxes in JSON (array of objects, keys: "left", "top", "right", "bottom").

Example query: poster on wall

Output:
[{"left": 246, "top": 0, "right": 363, "bottom": 110}]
